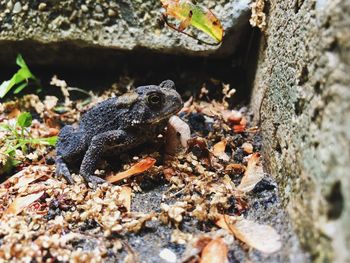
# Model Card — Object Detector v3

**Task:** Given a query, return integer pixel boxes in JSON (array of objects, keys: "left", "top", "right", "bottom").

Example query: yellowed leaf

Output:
[
  {"left": 161, "top": 0, "right": 224, "bottom": 43},
  {"left": 237, "top": 153, "right": 263, "bottom": 192},
  {"left": 200, "top": 237, "right": 228, "bottom": 263},
  {"left": 216, "top": 215, "right": 281, "bottom": 254},
  {"left": 106, "top": 157, "right": 156, "bottom": 183},
  {"left": 3, "top": 191, "right": 44, "bottom": 216}
]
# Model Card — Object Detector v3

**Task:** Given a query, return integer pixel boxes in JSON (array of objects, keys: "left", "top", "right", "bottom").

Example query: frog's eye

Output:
[{"left": 147, "top": 92, "right": 162, "bottom": 108}]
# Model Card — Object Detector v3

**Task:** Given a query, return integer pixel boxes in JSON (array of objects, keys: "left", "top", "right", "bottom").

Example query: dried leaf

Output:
[
  {"left": 120, "top": 186, "right": 132, "bottom": 212},
  {"left": 187, "top": 137, "right": 211, "bottom": 166},
  {"left": 0, "top": 165, "right": 50, "bottom": 189},
  {"left": 48, "top": 127, "right": 60, "bottom": 136},
  {"left": 106, "top": 157, "right": 156, "bottom": 183},
  {"left": 216, "top": 215, "right": 281, "bottom": 254},
  {"left": 3, "top": 191, "right": 44, "bottom": 216},
  {"left": 180, "top": 236, "right": 212, "bottom": 262},
  {"left": 225, "top": 163, "right": 245, "bottom": 174},
  {"left": 237, "top": 153, "right": 263, "bottom": 193},
  {"left": 221, "top": 110, "right": 242, "bottom": 123},
  {"left": 7, "top": 108, "right": 21, "bottom": 119},
  {"left": 15, "top": 172, "right": 46, "bottom": 190},
  {"left": 163, "top": 167, "right": 177, "bottom": 181},
  {"left": 212, "top": 140, "right": 230, "bottom": 161},
  {"left": 200, "top": 238, "right": 228, "bottom": 263},
  {"left": 233, "top": 117, "right": 247, "bottom": 133}
]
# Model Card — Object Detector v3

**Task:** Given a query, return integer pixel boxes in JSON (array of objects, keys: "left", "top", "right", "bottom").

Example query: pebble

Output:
[
  {"left": 95, "top": 4, "right": 102, "bottom": 13},
  {"left": 38, "top": 2, "right": 47, "bottom": 11},
  {"left": 81, "top": 4, "right": 88, "bottom": 13},
  {"left": 159, "top": 249, "right": 177, "bottom": 263},
  {"left": 12, "top": 2, "right": 21, "bottom": 13},
  {"left": 107, "top": 9, "right": 116, "bottom": 17},
  {"left": 6, "top": 1, "right": 13, "bottom": 11},
  {"left": 242, "top": 142, "right": 254, "bottom": 154}
]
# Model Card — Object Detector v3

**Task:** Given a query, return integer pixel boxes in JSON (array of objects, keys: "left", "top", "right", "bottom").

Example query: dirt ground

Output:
[{"left": 0, "top": 71, "right": 308, "bottom": 262}]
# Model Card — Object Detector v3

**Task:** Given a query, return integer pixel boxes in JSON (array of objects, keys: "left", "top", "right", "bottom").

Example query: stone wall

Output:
[
  {"left": 0, "top": 0, "right": 251, "bottom": 64},
  {"left": 250, "top": 0, "right": 350, "bottom": 262}
]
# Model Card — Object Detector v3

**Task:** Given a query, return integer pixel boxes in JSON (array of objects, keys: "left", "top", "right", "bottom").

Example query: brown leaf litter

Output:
[{"left": 0, "top": 79, "right": 284, "bottom": 262}]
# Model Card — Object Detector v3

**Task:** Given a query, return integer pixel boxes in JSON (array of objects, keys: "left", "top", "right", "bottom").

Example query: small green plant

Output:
[
  {"left": 0, "top": 112, "right": 57, "bottom": 170},
  {"left": 0, "top": 54, "right": 37, "bottom": 98}
]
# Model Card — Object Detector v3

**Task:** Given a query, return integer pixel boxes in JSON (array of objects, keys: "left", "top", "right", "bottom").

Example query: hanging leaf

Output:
[{"left": 161, "top": 0, "right": 223, "bottom": 44}]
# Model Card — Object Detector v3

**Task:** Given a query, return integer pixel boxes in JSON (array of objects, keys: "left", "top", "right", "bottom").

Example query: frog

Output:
[{"left": 55, "top": 80, "right": 183, "bottom": 186}]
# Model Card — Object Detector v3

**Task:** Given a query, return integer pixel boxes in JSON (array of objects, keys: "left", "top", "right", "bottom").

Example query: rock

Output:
[
  {"left": 107, "top": 9, "right": 117, "bottom": 17},
  {"left": 12, "top": 2, "right": 21, "bottom": 14},
  {"left": 94, "top": 4, "right": 102, "bottom": 13},
  {"left": 38, "top": 2, "right": 47, "bottom": 11},
  {"left": 250, "top": 0, "right": 350, "bottom": 262},
  {"left": 0, "top": 0, "right": 253, "bottom": 66},
  {"left": 6, "top": 1, "right": 13, "bottom": 11},
  {"left": 81, "top": 4, "right": 88, "bottom": 13}
]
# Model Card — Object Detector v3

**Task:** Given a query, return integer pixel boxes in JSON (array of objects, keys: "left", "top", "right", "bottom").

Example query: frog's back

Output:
[{"left": 80, "top": 97, "right": 130, "bottom": 137}]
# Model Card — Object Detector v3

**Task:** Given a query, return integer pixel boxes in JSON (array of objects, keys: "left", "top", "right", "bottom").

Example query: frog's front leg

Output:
[{"left": 79, "top": 129, "right": 131, "bottom": 186}]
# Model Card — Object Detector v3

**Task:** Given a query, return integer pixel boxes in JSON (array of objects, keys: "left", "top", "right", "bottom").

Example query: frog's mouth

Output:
[{"left": 148, "top": 110, "right": 181, "bottom": 125}]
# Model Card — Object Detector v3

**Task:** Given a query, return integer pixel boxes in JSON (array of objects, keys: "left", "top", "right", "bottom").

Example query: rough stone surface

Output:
[
  {"left": 250, "top": 0, "right": 350, "bottom": 262},
  {"left": 0, "top": 0, "right": 252, "bottom": 61}
]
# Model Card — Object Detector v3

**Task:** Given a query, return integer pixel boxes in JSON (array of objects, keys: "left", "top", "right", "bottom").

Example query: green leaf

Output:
[
  {"left": 37, "top": 136, "right": 58, "bottom": 146},
  {"left": 16, "top": 68, "right": 34, "bottom": 82},
  {"left": 16, "top": 54, "right": 28, "bottom": 68},
  {"left": 28, "top": 136, "right": 58, "bottom": 147},
  {"left": 11, "top": 158, "right": 22, "bottom": 166},
  {"left": 0, "top": 80, "right": 15, "bottom": 98},
  {"left": 6, "top": 148, "right": 16, "bottom": 156},
  {"left": 0, "top": 123, "right": 11, "bottom": 131},
  {"left": 20, "top": 143, "right": 28, "bottom": 154},
  {"left": 13, "top": 82, "right": 28, "bottom": 94},
  {"left": 53, "top": 106, "right": 69, "bottom": 113},
  {"left": 0, "top": 54, "right": 36, "bottom": 98},
  {"left": 16, "top": 54, "right": 35, "bottom": 79},
  {"left": 17, "top": 112, "right": 32, "bottom": 128}
]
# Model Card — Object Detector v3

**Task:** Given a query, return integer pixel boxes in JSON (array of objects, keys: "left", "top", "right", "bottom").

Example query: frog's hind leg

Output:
[{"left": 56, "top": 125, "right": 87, "bottom": 184}]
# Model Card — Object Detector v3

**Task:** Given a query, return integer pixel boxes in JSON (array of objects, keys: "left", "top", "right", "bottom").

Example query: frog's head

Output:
[{"left": 131, "top": 80, "right": 183, "bottom": 126}]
